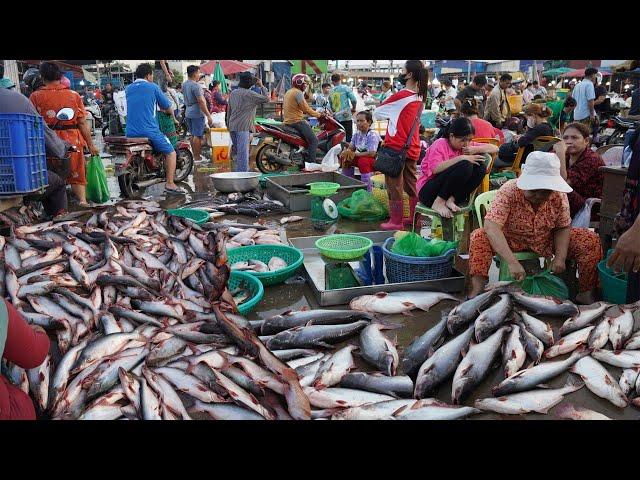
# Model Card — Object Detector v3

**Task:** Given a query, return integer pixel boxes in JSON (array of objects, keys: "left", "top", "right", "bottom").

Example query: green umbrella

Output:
[{"left": 213, "top": 61, "right": 229, "bottom": 94}]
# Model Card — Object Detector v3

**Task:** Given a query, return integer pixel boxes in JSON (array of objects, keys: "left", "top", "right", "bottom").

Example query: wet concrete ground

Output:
[{"left": 93, "top": 131, "right": 640, "bottom": 420}]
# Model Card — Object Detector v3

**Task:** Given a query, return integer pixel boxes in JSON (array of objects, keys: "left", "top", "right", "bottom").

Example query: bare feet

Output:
[
  {"left": 446, "top": 196, "right": 462, "bottom": 213},
  {"left": 431, "top": 197, "right": 453, "bottom": 218},
  {"left": 468, "top": 275, "right": 488, "bottom": 298}
]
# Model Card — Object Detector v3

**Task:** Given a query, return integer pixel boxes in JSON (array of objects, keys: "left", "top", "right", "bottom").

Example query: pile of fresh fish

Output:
[
  {"left": 0, "top": 200, "right": 315, "bottom": 420},
  {"left": 0, "top": 204, "right": 45, "bottom": 229},
  {"left": 231, "top": 257, "right": 288, "bottom": 273},
  {"left": 183, "top": 192, "right": 290, "bottom": 218}
]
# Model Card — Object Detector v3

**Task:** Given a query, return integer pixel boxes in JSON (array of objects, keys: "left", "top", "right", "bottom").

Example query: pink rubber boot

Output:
[{"left": 380, "top": 200, "right": 404, "bottom": 231}]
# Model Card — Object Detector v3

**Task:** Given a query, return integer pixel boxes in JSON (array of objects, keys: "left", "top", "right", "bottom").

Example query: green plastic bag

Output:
[
  {"left": 392, "top": 232, "right": 458, "bottom": 258},
  {"left": 337, "top": 189, "right": 388, "bottom": 221},
  {"left": 86, "top": 155, "right": 110, "bottom": 204},
  {"left": 518, "top": 270, "right": 569, "bottom": 300}
]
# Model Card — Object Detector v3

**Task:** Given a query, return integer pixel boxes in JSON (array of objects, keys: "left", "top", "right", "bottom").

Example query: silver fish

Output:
[
  {"left": 261, "top": 309, "right": 373, "bottom": 335},
  {"left": 570, "top": 356, "right": 628, "bottom": 408},
  {"left": 554, "top": 403, "right": 611, "bottom": 420},
  {"left": 609, "top": 308, "right": 635, "bottom": 351},
  {"left": 503, "top": 324, "right": 526, "bottom": 378},
  {"left": 140, "top": 377, "right": 162, "bottom": 420},
  {"left": 619, "top": 368, "right": 640, "bottom": 397},
  {"left": 265, "top": 321, "right": 369, "bottom": 350},
  {"left": 625, "top": 330, "right": 640, "bottom": 350},
  {"left": 518, "top": 319, "right": 544, "bottom": 365},
  {"left": 86, "top": 346, "right": 149, "bottom": 399},
  {"left": 591, "top": 349, "right": 640, "bottom": 369},
  {"left": 72, "top": 331, "right": 147, "bottom": 374},
  {"left": 154, "top": 367, "right": 226, "bottom": 404},
  {"left": 588, "top": 317, "right": 611, "bottom": 350},
  {"left": 493, "top": 348, "right": 590, "bottom": 396},
  {"left": 453, "top": 326, "right": 511, "bottom": 404},
  {"left": 359, "top": 324, "right": 399, "bottom": 376},
  {"left": 268, "top": 256, "right": 287, "bottom": 271},
  {"left": 511, "top": 291, "right": 579, "bottom": 317},
  {"left": 544, "top": 326, "right": 594, "bottom": 359},
  {"left": 350, "top": 291, "right": 458, "bottom": 315},
  {"left": 210, "top": 369, "right": 276, "bottom": 419},
  {"left": 414, "top": 325, "right": 475, "bottom": 399},
  {"left": 303, "top": 386, "right": 395, "bottom": 409},
  {"left": 447, "top": 289, "right": 498, "bottom": 334},
  {"left": 339, "top": 372, "right": 414, "bottom": 399},
  {"left": 560, "top": 302, "right": 609, "bottom": 335},
  {"left": 312, "top": 345, "right": 358, "bottom": 389},
  {"left": 401, "top": 315, "right": 448, "bottom": 377},
  {"left": 78, "top": 397, "right": 126, "bottom": 420},
  {"left": 477, "top": 378, "right": 584, "bottom": 415},
  {"left": 27, "top": 354, "right": 51, "bottom": 412},
  {"left": 332, "top": 399, "right": 416, "bottom": 420},
  {"left": 189, "top": 400, "right": 266, "bottom": 420},
  {"left": 49, "top": 340, "right": 89, "bottom": 411},
  {"left": 142, "top": 365, "right": 191, "bottom": 420},
  {"left": 519, "top": 310, "right": 554, "bottom": 347},
  {"left": 474, "top": 294, "right": 512, "bottom": 342},
  {"left": 394, "top": 398, "right": 482, "bottom": 420}
]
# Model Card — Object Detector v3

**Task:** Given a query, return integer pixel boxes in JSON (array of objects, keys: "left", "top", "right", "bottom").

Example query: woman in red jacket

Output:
[
  {"left": 0, "top": 299, "right": 50, "bottom": 420},
  {"left": 374, "top": 60, "right": 429, "bottom": 230}
]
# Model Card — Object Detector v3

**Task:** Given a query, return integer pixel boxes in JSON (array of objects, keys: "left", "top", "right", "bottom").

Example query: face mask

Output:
[
  {"left": 526, "top": 117, "right": 536, "bottom": 128},
  {"left": 398, "top": 73, "right": 409, "bottom": 86}
]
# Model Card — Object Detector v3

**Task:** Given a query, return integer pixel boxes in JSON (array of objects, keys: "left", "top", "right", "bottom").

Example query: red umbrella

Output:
[
  {"left": 559, "top": 68, "right": 612, "bottom": 78},
  {"left": 199, "top": 60, "right": 255, "bottom": 76}
]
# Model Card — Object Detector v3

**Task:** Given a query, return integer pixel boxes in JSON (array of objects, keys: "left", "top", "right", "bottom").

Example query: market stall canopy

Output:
[
  {"left": 559, "top": 68, "right": 612, "bottom": 78},
  {"left": 615, "top": 68, "right": 640, "bottom": 78},
  {"left": 199, "top": 60, "right": 255, "bottom": 76},
  {"left": 212, "top": 61, "right": 229, "bottom": 94},
  {"left": 542, "top": 67, "right": 573, "bottom": 77}
]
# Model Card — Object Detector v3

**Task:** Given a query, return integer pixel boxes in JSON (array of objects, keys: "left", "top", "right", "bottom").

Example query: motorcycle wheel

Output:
[
  {"left": 255, "top": 143, "right": 285, "bottom": 174},
  {"left": 175, "top": 148, "right": 194, "bottom": 182},
  {"left": 118, "top": 156, "right": 144, "bottom": 199},
  {"left": 606, "top": 129, "right": 625, "bottom": 145}
]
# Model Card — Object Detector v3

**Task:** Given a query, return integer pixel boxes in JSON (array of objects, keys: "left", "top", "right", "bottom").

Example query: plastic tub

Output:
[
  {"left": 0, "top": 113, "right": 48, "bottom": 194},
  {"left": 598, "top": 249, "right": 628, "bottom": 305},
  {"left": 228, "top": 270, "right": 264, "bottom": 315},
  {"left": 227, "top": 244, "right": 304, "bottom": 286}
]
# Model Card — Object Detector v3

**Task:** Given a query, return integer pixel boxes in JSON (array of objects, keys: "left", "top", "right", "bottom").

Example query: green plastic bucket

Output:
[{"left": 598, "top": 249, "right": 628, "bottom": 304}]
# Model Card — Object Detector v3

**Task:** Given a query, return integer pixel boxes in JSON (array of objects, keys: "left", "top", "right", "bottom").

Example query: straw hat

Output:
[{"left": 516, "top": 151, "right": 572, "bottom": 193}]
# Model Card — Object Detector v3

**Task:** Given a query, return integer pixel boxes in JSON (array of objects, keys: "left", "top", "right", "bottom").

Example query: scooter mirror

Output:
[{"left": 56, "top": 108, "right": 75, "bottom": 121}]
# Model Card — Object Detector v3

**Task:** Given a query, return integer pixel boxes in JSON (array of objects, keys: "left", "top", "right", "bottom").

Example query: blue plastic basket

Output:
[
  {"left": 0, "top": 114, "right": 48, "bottom": 194},
  {"left": 382, "top": 237, "right": 456, "bottom": 283}
]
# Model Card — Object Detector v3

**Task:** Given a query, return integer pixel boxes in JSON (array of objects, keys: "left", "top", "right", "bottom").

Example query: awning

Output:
[
  {"left": 541, "top": 67, "right": 573, "bottom": 77},
  {"left": 199, "top": 60, "right": 255, "bottom": 76},
  {"left": 559, "top": 68, "right": 611, "bottom": 78}
]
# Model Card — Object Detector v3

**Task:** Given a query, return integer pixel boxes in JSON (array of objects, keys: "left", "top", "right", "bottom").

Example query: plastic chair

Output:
[
  {"left": 473, "top": 138, "right": 499, "bottom": 193},
  {"left": 508, "top": 135, "right": 561, "bottom": 176},
  {"left": 413, "top": 154, "right": 491, "bottom": 241},
  {"left": 472, "top": 189, "right": 548, "bottom": 281}
]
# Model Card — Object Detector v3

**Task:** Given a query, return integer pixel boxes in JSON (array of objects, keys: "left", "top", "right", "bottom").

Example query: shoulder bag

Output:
[{"left": 374, "top": 104, "right": 423, "bottom": 177}]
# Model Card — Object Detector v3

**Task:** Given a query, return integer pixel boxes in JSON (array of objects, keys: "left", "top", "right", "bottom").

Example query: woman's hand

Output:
[
  {"left": 508, "top": 260, "right": 526, "bottom": 281},
  {"left": 551, "top": 256, "right": 567, "bottom": 274},
  {"left": 552, "top": 140, "right": 567, "bottom": 160},
  {"left": 89, "top": 144, "right": 100, "bottom": 156},
  {"left": 608, "top": 221, "right": 640, "bottom": 273},
  {"left": 462, "top": 154, "right": 487, "bottom": 165}
]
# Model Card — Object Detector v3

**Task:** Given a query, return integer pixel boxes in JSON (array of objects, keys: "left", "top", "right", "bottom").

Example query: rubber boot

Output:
[
  {"left": 403, "top": 197, "right": 419, "bottom": 230},
  {"left": 360, "top": 172, "right": 373, "bottom": 192},
  {"left": 371, "top": 245, "right": 385, "bottom": 284},
  {"left": 380, "top": 200, "right": 404, "bottom": 231},
  {"left": 342, "top": 166, "right": 355, "bottom": 178},
  {"left": 355, "top": 250, "right": 373, "bottom": 286}
]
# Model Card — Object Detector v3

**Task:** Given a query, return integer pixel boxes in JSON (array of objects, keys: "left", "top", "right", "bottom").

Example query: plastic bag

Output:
[
  {"left": 571, "top": 198, "right": 600, "bottom": 228},
  {"left": 86, "top": 155, "right": 110, "bottom": 204},
  {"left": 337, "top": 189, "right": 388, "bottom": 221},
  {"left": 518, "top": 270, "right": 569, "bottom": 300},
  {"left": 391, "top": 232, "right": 458, "bottom": 258}
]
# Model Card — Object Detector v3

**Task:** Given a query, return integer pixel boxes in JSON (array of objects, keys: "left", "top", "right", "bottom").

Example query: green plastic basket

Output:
[
  {"left": 308, "top": 182, "right": 340, "bottom": 196},
  {"left": 598, "top": 249, "right": 628, "bottom": 305},
  {"left": 315, "top": 234, "right": 373, "bottom": 261},
  {"left": 167, "top": 208, "right": 210, "bottom": 225},
  {"left": 228, "top": 270, "right": 264, "bottom": 315},
  {"left": 227, "top": 244, "right": 304, "bottom": 286}
]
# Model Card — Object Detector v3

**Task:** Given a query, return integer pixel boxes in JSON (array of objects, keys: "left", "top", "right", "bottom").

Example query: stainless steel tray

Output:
[
  {"left": 266, "top": 172, "right": 365, "bottom": 211},
  {"left": 289, "top": 231, "right": 466, "bottom": 307}
]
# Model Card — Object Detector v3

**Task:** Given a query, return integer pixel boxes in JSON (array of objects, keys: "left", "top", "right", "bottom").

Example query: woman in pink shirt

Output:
[
  {"left": 417, "top": 117, "right": 498, "bottom": 218},
  {"left": 460, "top": 98, "right": 503, "bottom": 143}
]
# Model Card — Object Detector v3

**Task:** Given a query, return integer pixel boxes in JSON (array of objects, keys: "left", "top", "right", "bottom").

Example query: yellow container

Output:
[
  {"left": 371, "top": 174, "right": 410, "bottom": 218},
  {"left": 508, "top": 95, "right": 523, "bottom": 115},
  {"left": 208, "top": 127, "right": 231, "bottom": 147}
]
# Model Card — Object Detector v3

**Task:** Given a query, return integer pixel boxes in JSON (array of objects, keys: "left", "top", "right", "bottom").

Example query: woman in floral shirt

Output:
[{"left": 557, "top": 122, "right": 605, "bottom": 219}]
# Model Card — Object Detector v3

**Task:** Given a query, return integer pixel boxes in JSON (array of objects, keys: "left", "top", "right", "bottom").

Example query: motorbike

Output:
[
  {"left": 84, "top": 97, "right": 103, "bottom": 129},
  {"left": 597, "top": 114, "right": 639, "bottom": 146},
  {"left": 253, "top": 114, "right": 346, "bottom": 173},
  {"left": 176, "top": 105, "right": 189, "bottom": 139},
  {"left": 103, "top": 135, "right": 194, "bottom": 198}
]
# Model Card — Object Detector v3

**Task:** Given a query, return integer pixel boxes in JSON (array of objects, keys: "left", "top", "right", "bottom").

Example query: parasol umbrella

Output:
[
  {"left": 199, "top": 60, "right": 255, "bottom": 76},
  {"left": 212, "top": 61, "right": 229, "bottom": 94}
]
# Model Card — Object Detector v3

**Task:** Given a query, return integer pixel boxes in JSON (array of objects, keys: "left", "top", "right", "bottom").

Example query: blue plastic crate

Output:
[
  {"left": 420, "top": 111, "right": 437, "bottom": 129},
  {"left": 0, "top": 113, "right": 48, "bottom": 194}
]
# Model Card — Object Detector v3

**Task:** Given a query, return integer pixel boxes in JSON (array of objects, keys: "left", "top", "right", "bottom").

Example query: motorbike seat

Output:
[
  {"left": 104, "top": 136, "right": 150, "bottom": 145},
  {"left": 268, "top": 124, "right": 302, "bottom": 136}
]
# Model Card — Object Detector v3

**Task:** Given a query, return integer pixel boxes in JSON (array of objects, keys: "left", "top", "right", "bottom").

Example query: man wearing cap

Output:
[{"left": 468, "top": 150, "right": 603, "bottom": 304}]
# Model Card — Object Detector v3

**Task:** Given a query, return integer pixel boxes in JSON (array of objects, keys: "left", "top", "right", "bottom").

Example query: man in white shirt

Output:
[
  {"left": 530, "top": 80, "right": 547, "bottom": 100},
  {"left": 572, "top": 67, "right": 598, "bottom": 125}
]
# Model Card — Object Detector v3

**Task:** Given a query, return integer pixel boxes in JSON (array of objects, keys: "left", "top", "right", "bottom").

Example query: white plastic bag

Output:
[
  {"left": 571, "top": 198, "right": 601, "bottom": 228},
  {"left": 310, "top": 143, "right": 342, "bottom": 172}
]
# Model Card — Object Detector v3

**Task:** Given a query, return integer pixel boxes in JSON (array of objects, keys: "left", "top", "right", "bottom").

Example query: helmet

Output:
[
  {"left": 23, "top": 68, "right": 44, "bottom": 92},
  {"left": 0, "top": 78, "right": 16, "bottom": 89},
  {"left": 292, "top": 74, "right": 310, "bottom": 91},
  {"left": 60, "top": 76, "right": 71, "bottom": 89}
]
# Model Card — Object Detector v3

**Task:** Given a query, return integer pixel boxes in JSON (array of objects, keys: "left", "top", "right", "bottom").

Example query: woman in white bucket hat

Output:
[{"left": 468, "top": 150, "right": 603, "bottom": 304}]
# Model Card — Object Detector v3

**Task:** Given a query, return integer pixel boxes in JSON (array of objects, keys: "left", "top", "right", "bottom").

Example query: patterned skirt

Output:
[{"left": 157, "top": 111, "right": 178, "bottom": 147}]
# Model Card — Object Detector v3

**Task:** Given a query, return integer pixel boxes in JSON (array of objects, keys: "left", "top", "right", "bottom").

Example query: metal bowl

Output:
[{"left": 209, "top": 172, "right": 261, "bottom": 193}]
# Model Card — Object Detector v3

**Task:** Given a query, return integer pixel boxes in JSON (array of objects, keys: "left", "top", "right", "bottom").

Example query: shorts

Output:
[
  {"left": 186, "top": 117, "right": 206, "bottom": 138},
  {"left": 146, "top": 132, "right": 175, "bottom": 154}
]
